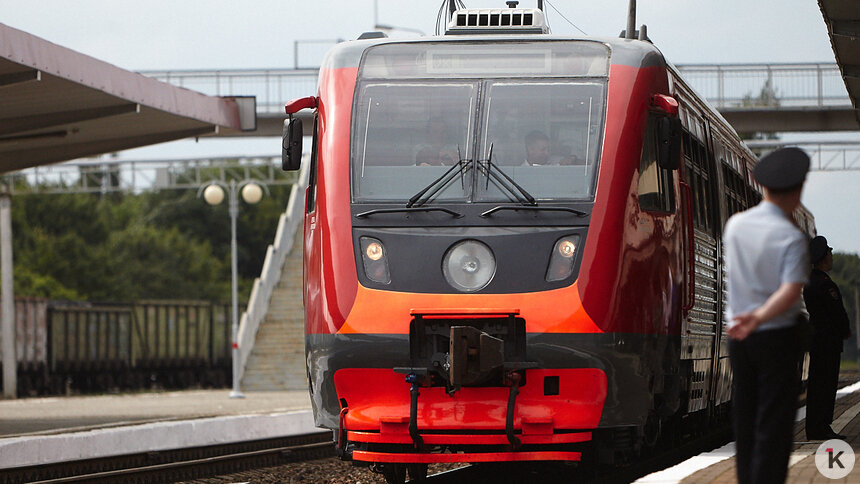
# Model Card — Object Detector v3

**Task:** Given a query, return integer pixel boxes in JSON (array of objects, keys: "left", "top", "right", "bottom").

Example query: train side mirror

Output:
[
  {"left": 282, "top": 118, "right": 303, "bottom": 171},
  {"left": 658, "top": 117, "right": 682, "bottom": 170}
]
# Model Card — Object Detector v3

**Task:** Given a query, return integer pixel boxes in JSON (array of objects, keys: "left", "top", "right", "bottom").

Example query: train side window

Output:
[
  {"left": 638, "top": 116, "right": 675, "bottom": 213},
  {"left": 306, "top": 114, "right": 319, "bottom": 213},
  {"left": 682, "top": 129, "right": 713, "bottom": 232},
  {"left": 742, "top": 160, "right": 762, "bottom": 206},
  {"left": 716, "top": 139, "right": 749, "bottom": 218},
  {"left": 722, "top": 164, "right": 745, "bottom": 216}
]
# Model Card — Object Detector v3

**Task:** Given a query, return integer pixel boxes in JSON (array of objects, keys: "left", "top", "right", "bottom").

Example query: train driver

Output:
[
  {"left": 415, "top": 118, "right": 459, "bottom": 166},
  {"left": 523, "top": 130, "right": 583, "bottom": 166}
]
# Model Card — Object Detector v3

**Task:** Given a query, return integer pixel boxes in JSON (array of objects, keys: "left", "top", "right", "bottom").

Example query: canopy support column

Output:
[{"left": 1, "top": 184, "right": 15, "bottom": 398}]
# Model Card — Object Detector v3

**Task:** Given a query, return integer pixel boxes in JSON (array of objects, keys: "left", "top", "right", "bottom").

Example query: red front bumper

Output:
[{"left": 334, "top": 368, "right": 607, "bottom": 463}]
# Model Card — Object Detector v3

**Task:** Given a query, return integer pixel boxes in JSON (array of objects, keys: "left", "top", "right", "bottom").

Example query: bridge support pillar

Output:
[{"left": 1, "top": 185, "right": 16, "bottom": 399}]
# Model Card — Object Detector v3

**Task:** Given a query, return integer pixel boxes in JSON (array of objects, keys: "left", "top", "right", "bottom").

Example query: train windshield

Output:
[
  {"left": 352, "top": 82, "right": 478, "bottom": 202},
  {"left": 351, "top": 41, "right": 608, "bottom": 204}
]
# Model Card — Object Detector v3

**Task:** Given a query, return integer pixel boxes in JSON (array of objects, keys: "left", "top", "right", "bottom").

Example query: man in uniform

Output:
[
  {"left": 804, "top": 235, "right": 851, "bottom": 440},
  {"left": 724, "top": 147, "right": 810, "bottom": 484}
]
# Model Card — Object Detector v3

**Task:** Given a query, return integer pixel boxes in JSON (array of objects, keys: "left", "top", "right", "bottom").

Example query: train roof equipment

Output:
[{"left": 445, "top": 5, "right": 550, "bottom": 35}]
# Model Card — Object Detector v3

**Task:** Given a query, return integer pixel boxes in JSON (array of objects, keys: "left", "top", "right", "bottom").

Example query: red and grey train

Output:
[{"left": 281, "top": 3, "right": 813, "bottom": 480}]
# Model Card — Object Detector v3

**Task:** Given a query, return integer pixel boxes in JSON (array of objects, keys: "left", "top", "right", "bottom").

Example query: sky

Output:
[{"left": 2, "top": 0, "right": 859, "bottom": 254}]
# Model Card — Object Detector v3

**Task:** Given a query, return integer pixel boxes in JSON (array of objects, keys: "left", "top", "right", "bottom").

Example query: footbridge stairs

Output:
[{"left": 238, "top": 164, "right": 308, "bottom": 392}]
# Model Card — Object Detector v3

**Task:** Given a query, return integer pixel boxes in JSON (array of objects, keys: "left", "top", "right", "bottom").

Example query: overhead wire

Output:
[
  {"left": 544, "top": 0, "right": 588, "bottom": 36},
  {"left": 436, "top": 1, "right": 446, "bottom": 35},
  {"left": 436, "top": 0, "right": 467, "bottom": 35}
]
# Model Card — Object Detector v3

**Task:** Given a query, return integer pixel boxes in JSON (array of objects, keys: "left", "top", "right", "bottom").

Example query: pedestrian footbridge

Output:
[{"left": 141, "top": 63, "right": 857, "bottom": 135}]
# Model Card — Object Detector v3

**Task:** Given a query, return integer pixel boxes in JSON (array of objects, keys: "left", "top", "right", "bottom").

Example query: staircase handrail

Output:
[{"left": 236, "top": 159, "right": 308, "bottom": 384}]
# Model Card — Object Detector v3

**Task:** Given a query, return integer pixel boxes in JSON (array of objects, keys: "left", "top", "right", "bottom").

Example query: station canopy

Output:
[
  {"left": 819, "top": 0, "right": 860, "bottom": 129},
  {"left": 0, "top": 23, "right": 255, "bottom": 174}
]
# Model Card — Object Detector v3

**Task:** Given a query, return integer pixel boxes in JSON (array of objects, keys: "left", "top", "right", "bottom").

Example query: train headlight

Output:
[
  {"left": 546, "top": 235, "right": 580, "bottom": 282},
  {"left": 360, "top": 237, "right": 391, "bottom": 284},
  {"left": 365, "top": 241, "right": 384, "bottom": 261},
  {"left": 443, "top": 240, "right": 496, "bottom": 292}
]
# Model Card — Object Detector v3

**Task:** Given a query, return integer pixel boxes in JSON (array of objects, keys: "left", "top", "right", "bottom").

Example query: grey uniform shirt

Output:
[{"left": 723, "top": 201, "right": 809, "bottom": 332}]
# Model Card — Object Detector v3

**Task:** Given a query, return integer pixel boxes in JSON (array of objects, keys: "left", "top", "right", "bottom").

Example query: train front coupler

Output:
[{"left": 405, "top": 311, "right": 537, "bottom": 394}]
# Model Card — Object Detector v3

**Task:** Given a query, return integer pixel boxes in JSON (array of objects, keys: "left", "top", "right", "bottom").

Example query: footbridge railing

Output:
[{"left": 139, "top": 63, "right": 851, "bottom": 113}]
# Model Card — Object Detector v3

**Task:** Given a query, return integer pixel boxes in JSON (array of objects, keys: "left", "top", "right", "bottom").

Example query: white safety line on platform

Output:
[
  {"left": 634, "top": 380, "right": 860, "bottom": 483},
  {"left": 0, "top": 410, "right": 317, "bottom": 470}
]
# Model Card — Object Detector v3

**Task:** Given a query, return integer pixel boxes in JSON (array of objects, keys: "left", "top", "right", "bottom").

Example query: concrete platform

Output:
[
  {"left": 0, "top": 389, "right": 315, "bottom": 469},
  {"left": 638, "top": 376, "right": 860, "bottom": 483}
]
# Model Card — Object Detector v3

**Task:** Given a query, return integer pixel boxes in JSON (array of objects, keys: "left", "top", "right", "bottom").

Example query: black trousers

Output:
[
  {"left": 806, "top": 339, "right": 841, "bottom": 433},
  {"left": 729, "top": 326, "right": 801, "bottom": 484}
]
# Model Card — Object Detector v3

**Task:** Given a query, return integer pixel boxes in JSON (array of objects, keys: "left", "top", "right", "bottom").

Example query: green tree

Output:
[
  {"left": 8, "top": 172, "right": 291, "bottom": 304},
  {"left": 103, "top": 224, "right": 225, "bottom": 300}
]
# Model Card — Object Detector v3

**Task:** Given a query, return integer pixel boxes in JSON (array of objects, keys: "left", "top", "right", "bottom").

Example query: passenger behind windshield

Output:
[
  {"left": 523, "top": 130, "right": 584, "bottom": 166},
  {"left": 416, "top": 118, "right": 458, "bottom": 166}
]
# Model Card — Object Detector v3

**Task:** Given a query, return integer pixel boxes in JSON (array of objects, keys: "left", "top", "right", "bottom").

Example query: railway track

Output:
[
  {"left": 0, "top": 432, "right": 333, "bottom": 484},
  {"left": 420, "top": 425, "right": 733, "bottom": 483}
]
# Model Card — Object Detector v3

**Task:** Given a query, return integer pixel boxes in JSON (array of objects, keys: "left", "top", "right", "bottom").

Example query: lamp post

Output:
[{"left": 199, "top": 179, "right": 266, "bottom": 399}]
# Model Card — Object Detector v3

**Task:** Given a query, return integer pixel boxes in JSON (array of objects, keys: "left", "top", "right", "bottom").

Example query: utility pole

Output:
[{"left": 1, "top": 183, "right": 16, "bottom": 398}]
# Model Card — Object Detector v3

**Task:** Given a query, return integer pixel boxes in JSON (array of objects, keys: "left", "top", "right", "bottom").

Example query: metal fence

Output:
[
  {"left": 1, "top": 298, "right": 233, "bottom": 395},
  {"left": 47, "top": 300, "right": 232, "bottom": 371}
]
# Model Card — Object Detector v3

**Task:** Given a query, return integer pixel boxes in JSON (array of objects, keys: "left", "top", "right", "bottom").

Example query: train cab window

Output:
[
  {"left": 475, "top": 80, "right": 605, "bottom": 202},
  {"left": 350, "top": 41, "right": 610, "bottom": 205},
  {"left": 638, "top": 116, "right": 675, "bottom": 213},
  {"left": 351, "top": 82, "right": 477, "bottom": 202}
]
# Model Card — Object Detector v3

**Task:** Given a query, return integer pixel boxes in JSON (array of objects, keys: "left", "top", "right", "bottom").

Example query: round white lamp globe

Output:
[
  {"left": 203, "top": 184, "right": 225, "bottom": 205},
  {"left": 241, "top": 183, "right": 263, "bottom": 204}
]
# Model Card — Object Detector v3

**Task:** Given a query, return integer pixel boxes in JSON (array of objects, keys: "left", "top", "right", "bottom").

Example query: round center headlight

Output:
[{"left": 443, "top": 240, "right": 496, "bottom": 292}]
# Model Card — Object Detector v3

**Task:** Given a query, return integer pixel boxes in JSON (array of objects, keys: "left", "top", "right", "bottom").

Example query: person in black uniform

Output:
[
  {"left": 804, "top": 235, "right": 852, "bottom": 440},
  {"left": 724, "top": 148, "right": 811, "bottom": 484}
]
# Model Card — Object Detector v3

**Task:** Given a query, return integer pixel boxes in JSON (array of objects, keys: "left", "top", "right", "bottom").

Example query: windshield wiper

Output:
[
  {"left": 481, "top": 205, "right": 589, "bottom": 217},
  {"left": 479, "top": 144, "right": 537, "bottom": 206},
  {"left": 355, "top": 207, "right": 464, "bottom": 218},
  {"left": 407, "top": 149, "right": 470, "bottom": 208}
]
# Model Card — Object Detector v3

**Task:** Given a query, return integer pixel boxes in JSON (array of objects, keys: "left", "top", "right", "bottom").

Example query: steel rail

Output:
[
  {"left": 29, "top": 442, "right": 333, "bottom": 484},
  {"left": 1, "top": 432, "right": 333, "bottom": 484}
]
